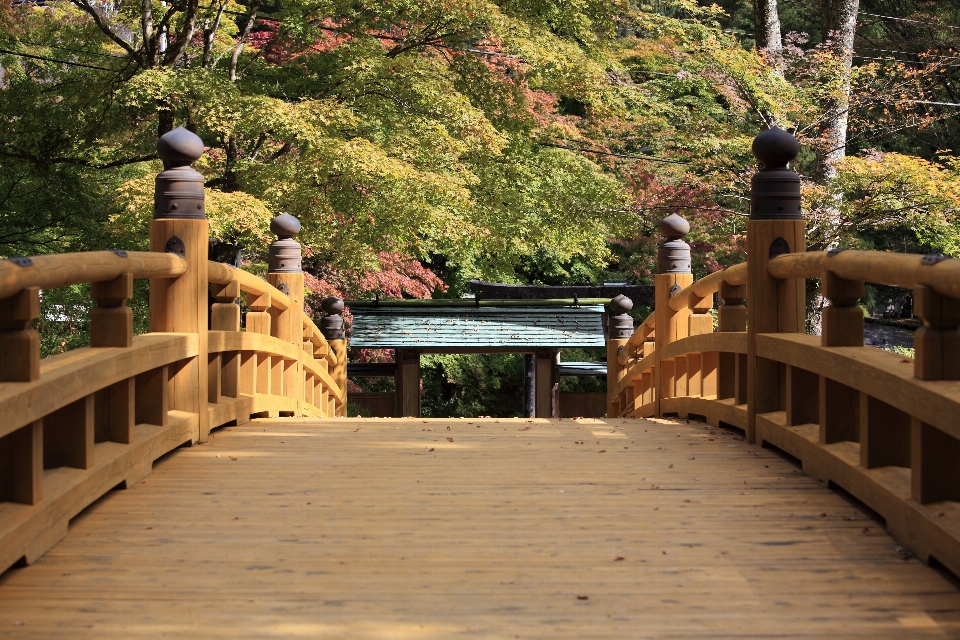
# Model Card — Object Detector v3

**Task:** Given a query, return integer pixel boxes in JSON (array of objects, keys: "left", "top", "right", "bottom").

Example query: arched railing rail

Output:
[
  {"left": 0, "top": 128, "right": 346, "bottom": 575},
  {"left": 606, "top": 126, "right": 960, "bottom": 580}
]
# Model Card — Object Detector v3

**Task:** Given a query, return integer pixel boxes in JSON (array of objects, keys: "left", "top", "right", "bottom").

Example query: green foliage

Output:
[{"left": 421, "top": 353, "right": 525, "bottom": 417}]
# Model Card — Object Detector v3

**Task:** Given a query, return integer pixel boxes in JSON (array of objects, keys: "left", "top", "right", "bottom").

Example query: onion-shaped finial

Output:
[
  {"left": 658, "top": 213, "right": 690, "bottom": 240},
  {"left": 751, "top": 126, "right": 800, "bottom": 170},
  {"left": 321, "top": 296, "right": 345, "bottom": 315},
  {"left": 157, "top": 126, "right": 204, "bottom": 168},
  {"left": 270, "top": 213, "right": 301, "bottom": 239},
  {"left": 609, "top": 294, "right": 633, "bottom": 315}
]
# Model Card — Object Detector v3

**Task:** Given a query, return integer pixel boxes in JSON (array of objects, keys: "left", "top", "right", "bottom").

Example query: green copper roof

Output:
[{"left": 349, "top": 305, "right": 606, "bottom": 349}]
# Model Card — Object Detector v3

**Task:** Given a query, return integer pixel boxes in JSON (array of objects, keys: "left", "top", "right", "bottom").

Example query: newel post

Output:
[
  {"left": 655, "top": 214, "right": 693, "bottom": 409},
  {"left": 746, "top": 127, "right": 805, "bottom": 444},
  {"left": 606, "top": 294, "right": 633, "bottom": 418},
  {"left": 267, "top": 213, "right": 305, "bottom": 412},
  {"left": 149, "top": 127, "right": 210, "bottom": 443},
  {"left": 319, "top": 297, "right": 347, "bottom": 417}
]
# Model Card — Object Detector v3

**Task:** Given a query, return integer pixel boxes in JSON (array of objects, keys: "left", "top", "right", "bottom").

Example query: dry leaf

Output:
[
  {"left": 519, "top": 426, "right": 531, "bottom": 431},
  {"left": 668, "top": 464, "right": 674, "bottom": 468},
  {"left": 229, "top": 456, "right": 238, "bottom": 461},
  {"left": 598, "top": 450, "right": 606, "bottom": 453},
  {"left": 426, "top": 447, "right": 435, "bottom": 452},
  {"left": 614, "top": 556, "right": 625, "bottom": 562},
  {"left": 576, "top": 595, "right": 589, "bottom": 600}
]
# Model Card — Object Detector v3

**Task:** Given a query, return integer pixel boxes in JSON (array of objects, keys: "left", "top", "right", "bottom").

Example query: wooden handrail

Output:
[
  {"left": 768, "top": 250, "right": 960, "bottom": 297},
  {"left": 617, "top": 311, "right": 655, "bottom": 365},
  {"left": 207, "top": 261, "right": 291, "bottom": 311},
  {"left": 302, "top": 312, "right": 337, "bottom": 366},
  {"left": 0, "top": 251, "right": 186, "bottom": 298},
  {"left": 668, "top": 262, "right": 747, "bottom": 312}
]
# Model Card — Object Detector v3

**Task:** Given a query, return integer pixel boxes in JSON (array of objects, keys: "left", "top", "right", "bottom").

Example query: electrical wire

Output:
[
  {"left": 0, "top": 46, "right": 116, "bottom": 71},
  {"left": 859, "top": 11, "right": 960, "bottom": 32}
]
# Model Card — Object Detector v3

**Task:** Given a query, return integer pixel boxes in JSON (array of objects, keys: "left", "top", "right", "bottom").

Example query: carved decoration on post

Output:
[
  {"left": 607, "top": 294, "right": 634, "bottom": 340},
  {"left": 154, "top": 127, "right": 206, "bottom": 220}
]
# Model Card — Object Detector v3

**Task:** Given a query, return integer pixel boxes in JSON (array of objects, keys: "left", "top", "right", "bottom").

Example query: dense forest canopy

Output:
[{"left": 2, "top": 0, "right": 960, "bottom": 412}]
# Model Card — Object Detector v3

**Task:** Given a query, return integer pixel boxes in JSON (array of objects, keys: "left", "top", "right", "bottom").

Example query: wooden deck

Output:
[{"left": 2, "top": 416, "right": 959, "bottom": 638}]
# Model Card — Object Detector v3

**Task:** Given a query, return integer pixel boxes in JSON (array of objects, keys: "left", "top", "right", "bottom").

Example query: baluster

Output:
[
  {"left": 210, "top": 277, "right": 241, "bottom": 401},
  {"left": 149, "top": 127, "right": 209, "bottom": 442},
  {"left": 0, "top": 287, "right": 40, "bottom": 382},
  {"left": 0, "top": 286, "right": 42, "bottom": 505},
  {"left": 913, "top": 285, "right": 960, "bottom": 381},
  {"left": 89, "top": 274, "right": 136, "bottom": 444},
  {"left": 746, "top": 127, "right": 805, "bottom": 443},
  {"left": 717, "top": 281, "right": 744, "bottom": 402},
  {"left": 606, "top": 294, "right": 633, "bottom": 418},
  {"left": 821, "top": 270, "right": 864, "bottom": 347},
  {"left": 910, "top": 285, "right": 960, "bottom": 503}
]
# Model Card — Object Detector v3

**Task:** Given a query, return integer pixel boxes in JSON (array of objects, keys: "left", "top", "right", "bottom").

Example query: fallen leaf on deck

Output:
[
  {"left": 519, "top": 426, "right": 531, "bottom": 431},
  {"left": 576, "top": 595, "right": 589, "bottom": 600},
  {"left": 426, "top": 447, "right": 435, "bottom": 452},
  {"left": 668, "top": 464, "right": 674, "bottom": 468},
  {"left": 353, "top": 428, "right": 360, "bottom": 432},
  {"left": 598, "top": 450, "right": 606, "bottom": 453},
  {"left": 229, "top": 456, "right": 238, "bottom": 461},
  {"left": 447, "top": 437, "right": 454, "bottom": 442},
  {"left": 614, "top": 556, "right": 625, "bottom": 561}
]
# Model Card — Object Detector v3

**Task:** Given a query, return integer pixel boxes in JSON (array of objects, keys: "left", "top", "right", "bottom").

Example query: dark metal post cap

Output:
[
  {"left": 609, "top": 294, "right": 633, "bottom": 315},
  {"left": 270, "top": 213, "right": 301, "bottom": 239},
  {"left": 321, "top": 296, "right": 345, "bottom": 315},
  {"left": 751, "top": 126, "right": 799, "bottom": 169},
  {"left": 157, "top": 127, "right": 205, "bottom": 168},
  {"left": 658, "top": 213, "right": 690, "bottom": 239}
]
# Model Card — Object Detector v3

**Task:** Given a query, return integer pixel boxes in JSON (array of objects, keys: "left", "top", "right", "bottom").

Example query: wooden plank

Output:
[
  {"left": 4, "top": 416, "right": 957, "bottom": 637},
  {"left": 95, "top": 378, "right": 135, "bottom": 445},
  {"left": 860, "top": 395, "right": 911, "bottom": 469}
]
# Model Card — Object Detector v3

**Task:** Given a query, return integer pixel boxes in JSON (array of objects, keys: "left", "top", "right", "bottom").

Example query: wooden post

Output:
[
  {"left": 717, "top": 281, "right": 746, "bottom": 401},
  {"left": 606, "top": 295, "right": 633, "bottom": 418},
  {"left": 534, "top": 349, "right": 559, "bottom": 418},
  {"left": 523, "top": 354, "right": 536, "bottom": 418},
  {"left": 211, "top": 276, "right": 241, "bottom": 400},
  {"left": 395, "top": 348, "right": 420, "bottom": 418},
  {"left": 913, "top": 285, "right": 960, "bottom": 380},
  {"left": 821, "top": 269, "right": 864, "bottom": 347},
  {"left": 746, "top": 127, "right": 805, "bottom": 444},
  {"left": 0, "top": 286, "right": 40, "bottom": 382},
  {"left": 149, "top": 127, "right": 209, "bottom": 443},
  {"left": 655, "top": 214, "right": 693, "bottom": 412},
  {"left": 266, "top": 214, "right": 305, "bottom": 411},
  {"left": 90, "top": 273, "right": 133, "bottom": 348},
  {"left": 320, "top": 297, "right": 347, "bottom": 417}
]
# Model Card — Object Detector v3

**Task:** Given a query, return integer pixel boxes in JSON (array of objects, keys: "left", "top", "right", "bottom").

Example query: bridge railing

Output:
[
  {"left": 607, "top": 126, "right": 960, "bottom": 579},
  {"left": 0, "top": 127, "right": 346, "bottom": 574}
]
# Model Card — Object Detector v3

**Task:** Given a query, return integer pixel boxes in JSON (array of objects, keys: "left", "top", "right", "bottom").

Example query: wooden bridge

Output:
[{"left": 1, "top": 126, "right": 960, "bottom": 636}]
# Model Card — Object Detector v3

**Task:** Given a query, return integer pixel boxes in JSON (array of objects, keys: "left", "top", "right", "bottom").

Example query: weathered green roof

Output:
[{"left": 349, "top": 305, "right": 606, "bottom": 349}]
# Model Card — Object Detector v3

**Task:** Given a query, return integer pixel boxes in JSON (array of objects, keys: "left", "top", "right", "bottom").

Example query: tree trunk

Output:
[
  {"left": 754, "top": 0, "right": 782, "bottom": 60},
  {"left": 813, "top": 0, "right": 860, "bottom": 183}
]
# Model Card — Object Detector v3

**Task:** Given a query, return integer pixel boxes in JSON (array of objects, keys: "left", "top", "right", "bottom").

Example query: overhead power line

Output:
[
  {"left": 859, "top": 11, "right": 960, "bottom": 32},
  {"left": 0, "top": 46, "right": 116, "bottom": 71}
]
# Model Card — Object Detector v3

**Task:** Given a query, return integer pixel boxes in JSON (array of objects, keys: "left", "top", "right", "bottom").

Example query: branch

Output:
[{"left": 67, "top": 0, "right": 144, "bottom": 67}]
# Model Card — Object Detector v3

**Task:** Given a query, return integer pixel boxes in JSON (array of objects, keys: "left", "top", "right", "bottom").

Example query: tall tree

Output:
[
  {"left": 754, "top": 0, "right": 783, "bottom": 64},
  {"left": 813, "top": 0, "right": 860, "bottom": 182}
]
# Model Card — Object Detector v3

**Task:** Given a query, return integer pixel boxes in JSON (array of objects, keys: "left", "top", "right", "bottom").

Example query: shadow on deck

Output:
[{"left": 1, "top": 417, "right": 958, "bottom": 638}]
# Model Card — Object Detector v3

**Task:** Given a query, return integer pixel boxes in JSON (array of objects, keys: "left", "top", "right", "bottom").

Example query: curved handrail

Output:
[
  {"left": 616, "top": 312, "right": 655, "bottom": 366},
  {"left": 0, "top": 251, "right": 186, "bottom": 298},
  {"left": 668, "top": 262, "right": 747, "bottom": 313},
  {"left": 768, "top": 250, "right": 960, "bottom": 297},
  {"left": 302, "top": 313, "right": 337, "bottom": 366},
  {"left": 207, "top": 261, "right": 291, "bottom": 310}
]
